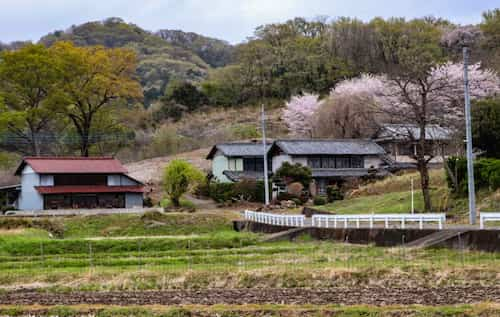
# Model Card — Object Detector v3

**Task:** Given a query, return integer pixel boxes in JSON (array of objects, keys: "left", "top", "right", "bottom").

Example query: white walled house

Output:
[
  {"left": 206, "top": 142, "right": 272, "bottom": 182},
  {"left": 13, "top": 157, "right": 144, "bottom": 211},
  {"left": 207, "top": 139, "right": 388, "bottom": 196},
  {"left": 268, "top": 140, "right": 388, "bottom": 195}
]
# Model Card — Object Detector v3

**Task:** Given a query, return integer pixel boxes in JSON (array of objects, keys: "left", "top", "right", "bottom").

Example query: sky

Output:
[{"left": 0, "top": 0, "right": 497, "bottom": 44}]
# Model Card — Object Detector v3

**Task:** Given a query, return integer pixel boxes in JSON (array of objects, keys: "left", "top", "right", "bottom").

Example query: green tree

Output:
[
  {"left": 0, "top": 44, "right": 62, "bottom": 155},
  {"left": 473, "top": 98, "right": 500, "bottom": 158},
  {"left": 481, "top": 9, "right": 500, "bottom": 72},
  {"left": 163, "top": 80, "right": 206, "bottom": 112},
  {"left": 50, "top": 41, "right": 143, "bottom": 156},
  {"left": 163, "top": 160, "right": 204, "bottom": 207}
]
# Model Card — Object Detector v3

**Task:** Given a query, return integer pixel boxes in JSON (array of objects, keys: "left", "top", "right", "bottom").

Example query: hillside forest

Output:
[{"left": 0, "top": 11, "right": 499, "bottom": 168}]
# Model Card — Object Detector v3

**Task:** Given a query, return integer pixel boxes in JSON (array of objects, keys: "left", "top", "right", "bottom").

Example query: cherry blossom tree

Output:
[
  {"left": 329, "top": 62, "right": 499, "bottom": 211},
  {"left": 282, "top": 93, "right": 322, "bottom": 137}
]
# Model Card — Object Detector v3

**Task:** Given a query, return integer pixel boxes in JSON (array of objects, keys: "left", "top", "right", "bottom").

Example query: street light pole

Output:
[
  {"left": 261, "top": 104, "right": 270, "bottom": 206},
  {"left": 463, "top": 46, "right": 477, "bottom": 225}
]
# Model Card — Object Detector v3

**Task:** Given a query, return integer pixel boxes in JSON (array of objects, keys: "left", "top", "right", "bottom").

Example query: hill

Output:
[
  {"left": 38, "top": 17, "right": 231, "bottom": 105},
  {"left": 155, "top": 29, "right": 234, "bottom": 67}
]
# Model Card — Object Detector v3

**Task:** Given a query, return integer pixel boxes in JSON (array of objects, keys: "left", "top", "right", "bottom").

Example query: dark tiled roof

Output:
[
  {"left": 222, "top": 170, "right": 268, "bottom": 182},
  {"left": 312, "top": 168, "right": 389, "bottom": 178},
  {"left": 272, "top": 139, "right": 385, "bottom": 156},
  {"left": 376, "top": 124, "right": 453, "bottom": 141},
  {"left": 207, "top": 142, "right": 272, "bottom": 159}
]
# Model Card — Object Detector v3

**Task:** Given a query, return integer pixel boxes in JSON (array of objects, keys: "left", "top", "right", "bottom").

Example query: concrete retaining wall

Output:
[{"left": 236, "top": 221, "right": 500, "bottom": 252}]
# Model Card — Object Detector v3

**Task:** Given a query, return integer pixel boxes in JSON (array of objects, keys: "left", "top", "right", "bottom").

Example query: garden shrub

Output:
[
  {"left": 326, "top": 185, "right": 344, "bottom": 202},
  {"left": 208, "top": 180, "right": 270, "bottom": 203},
  {"left": 273, "top": 162, "right": 312, "bottom": 187},
  {"left": 313, "top": 196, "right": 327, "bottom": 206}
]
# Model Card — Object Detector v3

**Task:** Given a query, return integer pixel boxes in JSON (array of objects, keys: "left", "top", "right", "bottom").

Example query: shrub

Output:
[
  {"left": 446, "top": 156, "right": 500, "bottom": 196},
  {"left": 208, "top": 180, "right": 270, "bottom": 203},
  {"left": 273, "top": 162, "right": 312, "bottom": 187},
  {"left": 143, "top": 197, "right": 154, "bottom": 207},
  {"left": 326, "top": 185, "right": 344, "bottom": 202},
  {"left": 313, "top": 196, "right": 327, "bottom": 206},
  {"left": 163, "top": 160, "right": 204, "bottom": 207},
  {"left": 209, "top": 182, "right": 235, "bottom": 203}
]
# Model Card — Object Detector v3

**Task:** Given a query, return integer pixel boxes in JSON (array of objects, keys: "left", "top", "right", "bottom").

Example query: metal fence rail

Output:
[
  {"left": 480, "top": 212, "right": 500, "bottom": 229},
  {"left": 312, "top": 213, "right": 446, "bottom": 230},
  {"left": 244, "top": 210, "right": 306, "bottom": 227}
]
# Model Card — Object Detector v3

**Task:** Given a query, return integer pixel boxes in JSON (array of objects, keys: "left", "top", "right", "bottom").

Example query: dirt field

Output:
[
  {"left": 124, "top": 147, "right": 211, "bottom": 200},
  {"left": 3, "top": 287, "right": 500, "bottom": 306}
]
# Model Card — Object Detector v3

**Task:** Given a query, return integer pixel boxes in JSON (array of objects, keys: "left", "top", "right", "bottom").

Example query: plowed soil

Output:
[{"left": 2, "top": 287, "right": 499, "bottom": 306}]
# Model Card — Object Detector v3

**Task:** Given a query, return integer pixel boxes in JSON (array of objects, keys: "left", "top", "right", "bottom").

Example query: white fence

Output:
[
  {"left": 480, "top": 212, "right": 500, "bottom": 229},
  {"left": 244, "top": 210, "right": 306, "bottom": 227},
  {"left": 244, "top": 210, "right": 446, "bottom": 230},
  {"left": 312, "top": 213, "right": 446, "bottom": 230}
]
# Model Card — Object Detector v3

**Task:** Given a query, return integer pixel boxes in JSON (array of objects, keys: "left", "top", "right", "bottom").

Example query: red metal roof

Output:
[
  {"left": 35, "top": 185, "right": 144, "bottom": 194},
  {"left": 15, "top": 157, "right": 128, "bottom": 175}
]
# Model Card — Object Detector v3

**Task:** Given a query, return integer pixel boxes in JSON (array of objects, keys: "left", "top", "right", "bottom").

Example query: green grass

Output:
[
  {"left": 160, "top": 197, "right": 197, "bottom": 210},
  {"left": 53, "top": 211, "right": 233, "bottom": 238},
  {"left": 317, "top": 189, "right": 445, "bottom": 214},
  {"left": 1, "top": 230, "right": 499, "bottom": 291},
  {"left": 1, "top": 304, "right": 499, "bottom": 317}
]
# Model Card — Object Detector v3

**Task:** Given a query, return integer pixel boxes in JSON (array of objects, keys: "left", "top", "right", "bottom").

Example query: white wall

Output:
[
  {"left": 108, "top": 175, "right": 139, "bottom": 186},
  {"left": 212, "top": 151, "right": 231, "bottom": 182},
  {"left": 18, "top": 165, "right": 44, "bottom": 211},
  {"left": 271, "top": 154, "right": 293, "bottom": 172},
  {"left": 40, "top": 175, "right": 54, "bottom": 186},
  {"left": 364, "top": 156, "right": 384, "bottom": 169}
]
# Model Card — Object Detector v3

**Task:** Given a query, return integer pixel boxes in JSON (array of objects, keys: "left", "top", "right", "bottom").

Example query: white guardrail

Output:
[
  {"left": 244, "top": 210, "right": 446, "bottom": 230},
  {"left": 244, "top": 210, "right": 306, "bottom": 227},
  {"left": 480, "top": 212, "right": 500, "bottom": 229},
  {"left": 312, "top": 213, "right": 446, "bottom": 230}
]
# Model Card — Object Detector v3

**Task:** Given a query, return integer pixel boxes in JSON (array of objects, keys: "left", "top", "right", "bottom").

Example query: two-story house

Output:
[
  {"left": 206, "top": 142, "right": 272, "bottom": 182},
  {"left": 13, "top": 157, "right": 144, "bottom": 211},
  {"left": 207, "top": 139, "right": 388, "bottom": 196}
]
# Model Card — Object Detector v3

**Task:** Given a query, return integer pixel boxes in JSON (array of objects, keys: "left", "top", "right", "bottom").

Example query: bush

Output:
[
  {"left": 208, "top": 180, "right": 270, "bottom": 203},
  {"left": 326, "top": 185, "right": 344, "bottom": 202},
  {"left": 143, "top": 197, "right": 154, "bottom": 207},
  {"left": 163, "top": 160, "right": 204, "bottom": 207},
  {"left": 313, "top": 196, "right": 327, "bottom": 206},
  {"left": 446, "top": 156, "right": 500, "bottom": 196},
  {"left": 273, "top": 162, "right": 312, "bottom": 187}
]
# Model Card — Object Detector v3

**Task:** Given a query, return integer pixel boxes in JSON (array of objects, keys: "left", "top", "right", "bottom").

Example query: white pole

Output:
[
  {"left": 463, "top": 47, "right": 477, "bottom": 225},
  {"left": 411, "top": 177, "right": 414, "bottom": 214},
  {"left": 261, "top": 104, "right": 270, "bottom": 206}
]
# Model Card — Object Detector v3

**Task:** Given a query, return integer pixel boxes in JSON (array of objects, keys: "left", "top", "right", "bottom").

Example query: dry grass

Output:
[{"left": 349, "top": 169, "right": 447, "bottom": 198}]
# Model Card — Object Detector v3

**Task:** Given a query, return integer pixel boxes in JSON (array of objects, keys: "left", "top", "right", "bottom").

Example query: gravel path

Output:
[{"left": 2, "top": 287, "right": 500, "bottom": 306}]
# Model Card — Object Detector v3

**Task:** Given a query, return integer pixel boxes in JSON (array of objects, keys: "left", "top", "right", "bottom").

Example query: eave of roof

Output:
[{"left": 35, "top": 185, "right": 144, "bottom": 194}]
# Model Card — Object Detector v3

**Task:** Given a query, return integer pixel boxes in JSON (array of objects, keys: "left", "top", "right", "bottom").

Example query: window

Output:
[
  {"left": 335, "top": 157, "right": 351, "bottom": 168},
  {"left": 54, "top": 174, "right": 107, "bottom": 186},
  {"left": 243, "top": 157, "right": 266, "bottom": 171},
  {"left": 351, "top": 156, "right": 364, "bottom": 168},
  {"left": 307, "top": 156, "right": 365, "bottom": 169},
  {"left": 308, "top": 157, "right": 321, "bottom": 168}
]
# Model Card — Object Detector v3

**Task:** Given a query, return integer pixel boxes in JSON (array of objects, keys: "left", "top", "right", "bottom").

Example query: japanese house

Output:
[
  {"left": 374, "top": 124, "right": 457, "bottom": 167},
  {"left": 13, "top": 157, "right": 144, "bottom": 210},
  {"left": 207, "top": 139, "right": 388, "bottom": 195},
  {"left": 206, "top": 142, "right": 272, "bottom": 182}
]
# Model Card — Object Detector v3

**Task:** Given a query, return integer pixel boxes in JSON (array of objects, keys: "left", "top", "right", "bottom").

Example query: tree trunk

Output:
[
  {"left": 417, "top": 122, "right": 432, "bottom": 212},
  {"left": 171, "top": 196, "right": 180, "bottom": 207}
]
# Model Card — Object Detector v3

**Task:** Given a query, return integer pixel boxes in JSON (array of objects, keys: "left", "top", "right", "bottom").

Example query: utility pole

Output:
[
  {"left": 261, "top": 104, "right": 270, "bottom": 206},
  {"left": 463, "top": 46, "right": 476, "bottom": 225},
  {"left": 411, "top": 177, "right": 414, "bottom": 214}
]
